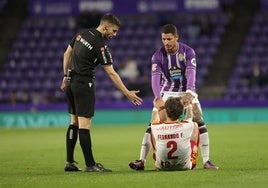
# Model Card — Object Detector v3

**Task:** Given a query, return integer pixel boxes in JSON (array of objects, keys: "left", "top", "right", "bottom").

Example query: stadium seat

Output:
[
  {"left": 0, "top": 13, "right": 229, "bottom": 105},
  {"left": 225, "top": 12, "right": 268, "bottom": 100}
]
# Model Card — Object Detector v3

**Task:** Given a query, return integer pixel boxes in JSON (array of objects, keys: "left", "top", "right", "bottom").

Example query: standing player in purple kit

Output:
[{"left": 129, "top": 24, "right": 218, "bottom": 170}]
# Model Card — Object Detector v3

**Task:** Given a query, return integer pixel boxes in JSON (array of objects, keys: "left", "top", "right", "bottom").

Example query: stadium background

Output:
[{"left": 0, "top": 0, "right": 268, "bottom": 127}]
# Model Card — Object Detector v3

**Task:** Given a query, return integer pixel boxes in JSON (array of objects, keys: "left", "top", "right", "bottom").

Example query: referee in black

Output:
[{"left": 60, "top": 13, "right": 143, "bottom": 172}]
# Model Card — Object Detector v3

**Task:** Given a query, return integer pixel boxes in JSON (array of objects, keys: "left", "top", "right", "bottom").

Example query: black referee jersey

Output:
[{"left": 69, "top": 28, "right": 113, "bottom": 79}]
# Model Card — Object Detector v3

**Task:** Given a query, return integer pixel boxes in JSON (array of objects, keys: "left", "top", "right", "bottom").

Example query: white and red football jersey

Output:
[{"left": 151, "top": 120, "right": 194, "bottom": 170}]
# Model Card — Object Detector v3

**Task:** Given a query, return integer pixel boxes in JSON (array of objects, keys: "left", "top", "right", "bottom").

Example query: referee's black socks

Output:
[
  {"left": 79, "top": 129, "right": 96, "bottom": 167},
  {"left": 66, "top": 124, "right": 78, "bottom": 163}
]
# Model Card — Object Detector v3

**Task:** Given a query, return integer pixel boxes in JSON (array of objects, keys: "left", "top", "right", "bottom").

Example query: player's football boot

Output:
[
  {"left": 204, "top": 160, "right": 219, "bottom": 170},
  {"left": 129, "top": 160, "right": 145, "bottom": 170},
  {"left": 85, "top": 163, "right": 112, "bottom": 172},
  {"left": 64, "top": 161, "right": 82, "bottom": 171}
]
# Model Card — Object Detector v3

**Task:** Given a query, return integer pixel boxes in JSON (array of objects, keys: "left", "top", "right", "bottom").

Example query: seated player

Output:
[{"left": 133, "top": 97, "right": 199, "bottom": 171}]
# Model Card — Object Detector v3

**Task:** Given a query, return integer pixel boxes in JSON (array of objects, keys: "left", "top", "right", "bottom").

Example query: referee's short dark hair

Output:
[
  {"left": 161, "top": 24, "right": 178, "bottom": 35},
  {"left": 100, "top": 13, "right": 121, "bottom": 27}
]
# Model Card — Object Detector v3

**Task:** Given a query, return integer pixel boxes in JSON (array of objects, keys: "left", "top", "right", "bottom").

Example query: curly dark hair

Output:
[{"left": 164, "top": 97, "right": 184, "bottom": 121}]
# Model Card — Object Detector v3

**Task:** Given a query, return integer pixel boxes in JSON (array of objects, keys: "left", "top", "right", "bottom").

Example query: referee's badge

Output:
[{"left": 76, "top": 35, "right": 81, "bottom": 41}]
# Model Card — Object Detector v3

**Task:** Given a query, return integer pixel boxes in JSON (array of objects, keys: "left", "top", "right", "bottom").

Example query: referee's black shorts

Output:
[{"left": 66, "top": 75, "right": 95, "bottom": 118}]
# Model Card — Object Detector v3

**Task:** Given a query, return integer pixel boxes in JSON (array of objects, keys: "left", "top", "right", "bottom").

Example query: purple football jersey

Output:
[{"left": 151, "top": 42, "right": 197, "bottom": 98}]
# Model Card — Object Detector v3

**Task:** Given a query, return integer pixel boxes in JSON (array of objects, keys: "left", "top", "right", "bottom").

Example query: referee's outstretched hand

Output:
[{"left": 126, "top": 90, "right": 143, "bottom": 106}]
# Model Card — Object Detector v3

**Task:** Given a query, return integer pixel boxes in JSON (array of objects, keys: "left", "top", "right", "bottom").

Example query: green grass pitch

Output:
[{"left": 0, "top": 123, "right": 267, "bottom": 188}]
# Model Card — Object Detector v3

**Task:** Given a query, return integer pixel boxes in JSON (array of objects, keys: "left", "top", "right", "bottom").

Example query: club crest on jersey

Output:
[
  {"left": 152, "top": 64, "right": 157, "bottom": 71},
  {"left": 178, "top": 53, "right": 185, "bottom": 62}
]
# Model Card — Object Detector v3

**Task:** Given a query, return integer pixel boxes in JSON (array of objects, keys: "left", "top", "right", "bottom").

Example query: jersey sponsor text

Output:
[
  {"left": 155, "top": 124, "right": 182, "bottom": 131},
  {"left": 76, "top": 35, "right": 93, "bottom": 50}
]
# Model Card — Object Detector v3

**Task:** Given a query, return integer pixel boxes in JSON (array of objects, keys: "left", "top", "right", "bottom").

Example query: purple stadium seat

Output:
[
  {"left": 225, "top": 12, "right": 268, "bottom": 100},
  {"left": 31, "top": 80, "right": 41, "bottom": 90},
  {"left": 0, "top": 13, "right": 229, "bottom": 104}
]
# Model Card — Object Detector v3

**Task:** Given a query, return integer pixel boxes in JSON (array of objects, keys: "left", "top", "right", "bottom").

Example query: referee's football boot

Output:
[
  {"left": 85, "top": 163, "right": 112, "bottom": 172},
  {"left": 204, "top": 160, "right": 219, "bottom": 170},
  {"left": 64, "top": 161, "right": 82, "bottom": 172},
  {"left": 129, "top": 160, "right": 145, "bottom": 170}
]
